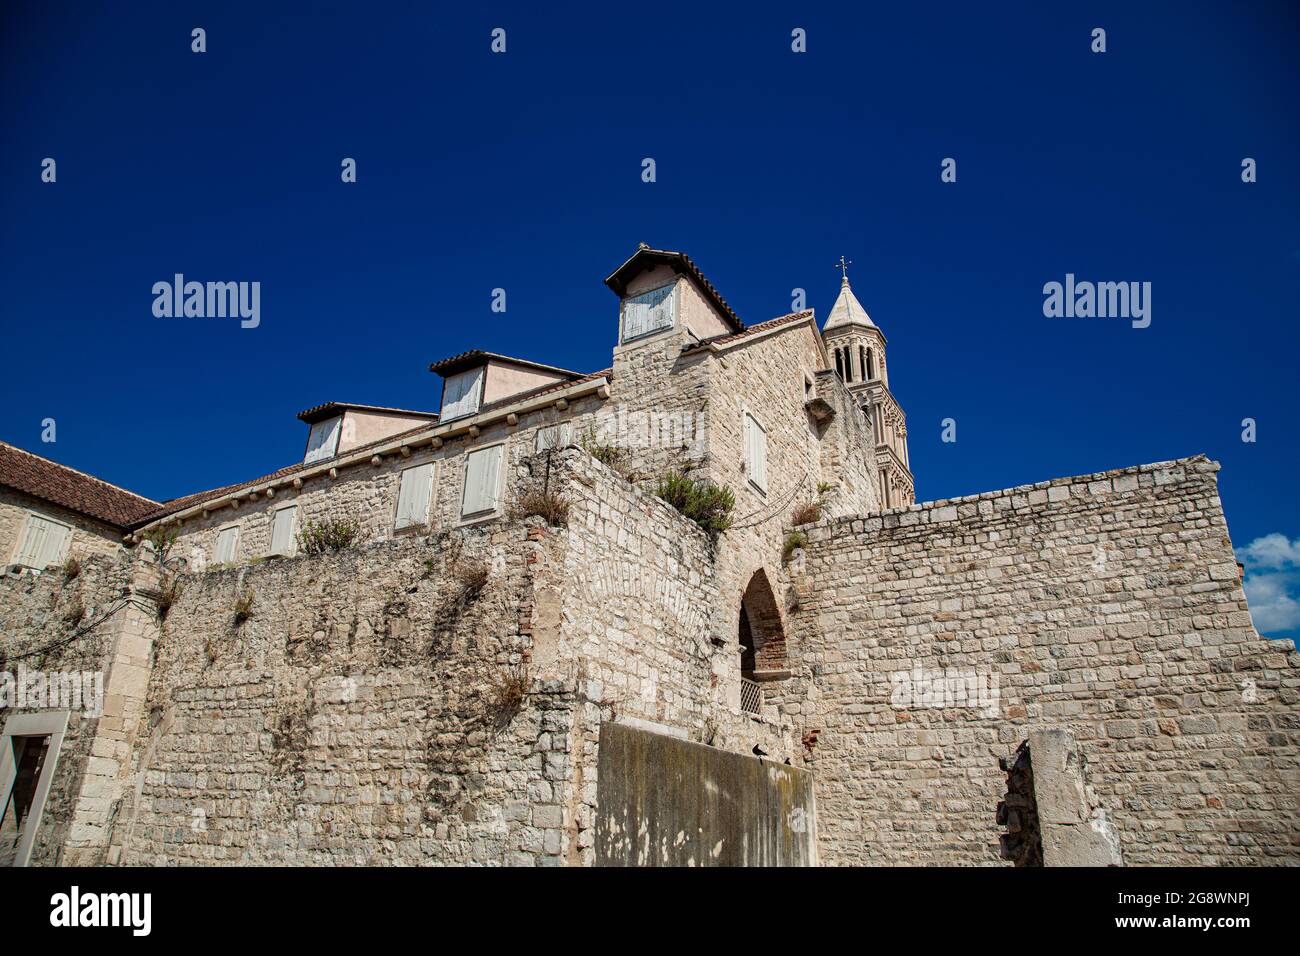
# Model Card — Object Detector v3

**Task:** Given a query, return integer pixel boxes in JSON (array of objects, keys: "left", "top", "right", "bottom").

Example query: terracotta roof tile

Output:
[{"left": 0, "top": 440, "right": 159, "bottom": 528}]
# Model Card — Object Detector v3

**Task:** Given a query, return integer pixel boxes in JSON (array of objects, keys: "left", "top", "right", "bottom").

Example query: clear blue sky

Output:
[{"left": 2, "top": 2, "right": 1297, "bottom": 637}]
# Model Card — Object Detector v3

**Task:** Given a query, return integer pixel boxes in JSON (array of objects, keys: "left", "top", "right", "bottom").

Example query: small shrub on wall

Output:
[{"left": 297, "top": 517, "right": 362, "bottom": 554}]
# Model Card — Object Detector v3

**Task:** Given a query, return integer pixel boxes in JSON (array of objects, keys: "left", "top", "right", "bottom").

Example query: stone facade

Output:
[
  {"left": 791, "top": 456, "right": 1298, "bottom": 865},
  {"left": 2, "top": 246, "right": 1296, "bottom": 867},
  {"left": 1, "top": 487, "right": 123, "bottom": 569}
]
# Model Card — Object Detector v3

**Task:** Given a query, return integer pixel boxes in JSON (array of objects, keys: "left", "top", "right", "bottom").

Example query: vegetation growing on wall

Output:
[
  {"left": 297, "top": 517, "right": 362, "bottom": 554},
  {"left": 653, "top": 471, "right": 735, "bottom": 537}
]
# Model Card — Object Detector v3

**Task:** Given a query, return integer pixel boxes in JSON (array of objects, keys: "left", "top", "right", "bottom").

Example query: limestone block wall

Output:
[
  {"left": 114, "top": 522, "right": 569, "bottom": 865},
  {"left": 796, "top": 455, "right": 1300, "bottom": 866},
  {"left": 1, "top": 487, "right": 124, "bottom": 568}
]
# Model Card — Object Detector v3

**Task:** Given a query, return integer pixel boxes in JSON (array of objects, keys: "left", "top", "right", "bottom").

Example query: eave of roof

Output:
[
  {"left": 428, "top": 349, "right": 583, "bottom": 380},
  {"left": 296, "top": 402, "right": 440, "bottom": 424},
  {"left": 604, "top": 246, "right": 744, "bottom": 333},
  {"left": 132, "top": 372, "right": 612, "bottom": 530},
  {"left": 0, "top": 440, "right": 159, "bottom": 528}
]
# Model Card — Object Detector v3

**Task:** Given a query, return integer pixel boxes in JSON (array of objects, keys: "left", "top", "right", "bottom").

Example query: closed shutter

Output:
[
  {"left": 304, "top": 417, "right": 342, "bottom": 464},
  {"left": 15, "top": 515, "right": 70, "bottom": 569},
  {"left": 462, "top": 445, "right": 503, "bottom": 517},
  {"left": 441, "top": 368, "right": 484, "bottom": 421},
  {"left": 214, "top": 526, "right": 239, "bottom": 564},
  {"left": 745, "top": 412, "right": 767, "bottom": 490},
  {"left": 270, "top": 506, "right": 297, "bottom": 555},
  {"left": 395, "top": 463, "right": 433, "bottom": 529},
  {"left": 534, "top": 423, "right": 570, "bottom": 454},
  {"left": 622, "top": 284, "right": 674, "bottom": 342}
]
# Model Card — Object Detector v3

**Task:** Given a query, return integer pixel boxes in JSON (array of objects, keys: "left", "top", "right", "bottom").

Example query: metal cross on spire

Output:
[{"left": 835, "top": 256, "right": 852, "bottom": 281}]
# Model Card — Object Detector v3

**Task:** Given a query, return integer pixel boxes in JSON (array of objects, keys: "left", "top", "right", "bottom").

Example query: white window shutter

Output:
[
  {"left": 395, "top": 463, "right": 433, "bottom": 529},
  {"left": 270, "top": 506, "right": 297, "bottom": 555},
  {"left": 16, "top": 515, "right": 69, "bottom": 569},
  {"left": 462, "top": 446, "right": 503, "bottom": 517},
  {"left": 622, "top": 284, "right": 674, "bottom": 342},
  {"left": 441, "top": 368, "right": 484, "bottom": 421},
  {"left": 534, "top": 423, "right": 570, "bottom": 454},
  {"left": 215, "top": 526, "right": 239, "bottom": 563},
  {"left": 40, "top": 521, "right": 71, "bottom": 568},
  {"left": 304, "top": 417, "right": 341, "bottom": 464}
]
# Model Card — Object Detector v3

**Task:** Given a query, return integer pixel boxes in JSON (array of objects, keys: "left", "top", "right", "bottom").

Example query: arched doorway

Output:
[{"left": 738, "top": 568, "right": 787, "bottom": 680}]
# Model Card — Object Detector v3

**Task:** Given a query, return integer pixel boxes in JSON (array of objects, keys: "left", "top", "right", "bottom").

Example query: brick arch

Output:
[{"left": 739, "top": 567, "right": 787, "bottom": 677}]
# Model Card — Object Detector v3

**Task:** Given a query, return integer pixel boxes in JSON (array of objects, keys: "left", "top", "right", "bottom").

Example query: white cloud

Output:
[
  {"left": 1236, "top": 533, "right": 1300, "bottom": 570},
  {"left": 1243, "top": 575, "right": 1300, "bottom": 634},
  {"left": 1237, "top": 533, "right": 1300, "bottom": 637}
]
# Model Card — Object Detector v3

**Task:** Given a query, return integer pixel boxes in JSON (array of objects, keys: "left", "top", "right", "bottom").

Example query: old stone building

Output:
[{"left": 1, "top": 245, "right": 1296, "bottom": 867}]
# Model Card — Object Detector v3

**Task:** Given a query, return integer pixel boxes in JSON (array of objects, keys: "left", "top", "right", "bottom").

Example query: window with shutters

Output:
[
  {"left": 621, "top": 283, "right": 676, "bottom": 343},
  {"left": 744, "top": 411, "right": 767, "bottom": 492},
  {"left": 395, "top": 462, "right": 434, "bottom": 530},
  {"left": 304, "top": 416, "right": 342, "bottom": 465},
  {"left": 441, "top": 367, "right": 484, "bottom": 422},
  {"left": 269, "top": 505, "right": 297, "bottom": 556},
  {"left": 12, "top": 513, "right": 72, "bottom": 570},
  {"left": 534, "top": 423, "right": 570, "bottom": 454},
  {"left": 214, "top": 525, "right": 240, "bottom": 564},
  {"left": 461, "top": 444, "right": 504, "bottom": 520}
]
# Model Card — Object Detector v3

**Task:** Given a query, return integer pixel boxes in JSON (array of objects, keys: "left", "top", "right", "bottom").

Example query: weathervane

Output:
[{"left": 836, "top": 256, "right": 852, "bottom": 280}]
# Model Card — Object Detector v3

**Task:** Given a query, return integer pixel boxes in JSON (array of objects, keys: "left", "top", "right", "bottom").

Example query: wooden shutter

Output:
[
  {"left": 534, "top": 423, "right": 570, "bottom": 454},
  {"left": 304, "top": 417, "right": 341, "bottom": 464},
  {"left": 270, "top": 506, "right": 297, "bottom": 555},
  {"left": 15, "top": 514, "right": 69, "bottom": 569},
  {"left": 745, "top": 412, "right": 767, "bottom": 490},
  {"left": 215, "top": 526, "right": 239, "bottom": 564},
  {"left": 622, "top": 284, "right": 674, "bottom": 342},
  {"left": 395, "top": 463, "right": 433, "bottom": 529},
  {"left": 462, "top": 446, "right": 503, "bottom": 517},
  {"left": 441, "top": 368, "right": 484, "bottom": 421}
]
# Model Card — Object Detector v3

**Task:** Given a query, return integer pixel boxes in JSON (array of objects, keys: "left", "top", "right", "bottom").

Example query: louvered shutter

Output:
[
  {"left": 304, "top": 417, "right": 341, "bottom": 464},
  {"left": 39, "top": 521, "right": 71, "bottom": 568},
  {"left": 462, "top": 446, "right": 503, "bottom": 517},
  {"left": 622, "top": 284, "right": 674, "bottom": 342},
  {"left": 215, "top": 526, "right": 239, "bottom": 563},
  {"left": 270, "top": 506, "right": 297, "bottom": 555},
  {"left": 745, "top": 413, "right": 767, "bottom": 490},
  {"left": 441, "top": 368, "right": 484, "bottom": 421},
  {"left": 395, "top": 463, "right": 433, "bottom": 529},
  {"left": 534, "top": 423, "right": 570, "bottom": 454},
  {"left": 15, "top": 515, "right": 68, "bottom": 569}
]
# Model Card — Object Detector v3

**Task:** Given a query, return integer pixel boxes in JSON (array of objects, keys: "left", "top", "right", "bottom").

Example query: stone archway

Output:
[{"left": 738, "top": 568, "right": 787, "bottom": 679}]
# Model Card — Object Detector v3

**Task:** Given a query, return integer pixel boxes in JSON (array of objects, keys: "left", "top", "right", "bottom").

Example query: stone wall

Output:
[
  {"left": 1, "top": 487, "right": 124, "bottom": 568},
  {"left": 795, "top": 455, "right": 1300, "bottom": 865}
]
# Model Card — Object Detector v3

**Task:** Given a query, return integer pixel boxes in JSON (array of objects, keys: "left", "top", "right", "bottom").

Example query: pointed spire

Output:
[{"left": 823, "top": 265, "right": 876, "bottom": 332}]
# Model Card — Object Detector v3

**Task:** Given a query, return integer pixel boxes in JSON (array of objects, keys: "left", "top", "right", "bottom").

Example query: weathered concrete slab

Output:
[{"left": 595, "top": 721, "right": 816, "bottom": 867}]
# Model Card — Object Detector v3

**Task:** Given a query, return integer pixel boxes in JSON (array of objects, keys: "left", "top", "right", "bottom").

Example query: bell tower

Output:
[{"left": 822, "top": 259, "right": 914, "bottom": 508}]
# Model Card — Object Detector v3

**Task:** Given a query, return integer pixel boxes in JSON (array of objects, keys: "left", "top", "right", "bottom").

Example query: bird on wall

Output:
[{"left": 752, "top": 744, "right": 768, "bottom": 757}]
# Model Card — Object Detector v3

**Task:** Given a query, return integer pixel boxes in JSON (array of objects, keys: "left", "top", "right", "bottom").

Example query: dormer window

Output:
[
  {"left": 622, "top": 283, "right": 676, "bottom": 342},
  {"left": 441, "top": 367, "right": 485, "bottom": 421},
  {"left": 304, "top": 416, "right": 342, "bottom": 464}
]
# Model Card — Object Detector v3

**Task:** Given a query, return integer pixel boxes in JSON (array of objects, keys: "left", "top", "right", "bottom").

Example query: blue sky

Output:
[{"left": 1, "top": 2, "right": 1297, "bottom": 637}]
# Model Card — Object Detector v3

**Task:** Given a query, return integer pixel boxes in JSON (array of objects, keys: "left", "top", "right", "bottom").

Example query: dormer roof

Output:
[
  {"left": 296, "top": 402, "right": 439, "bottom": 424},
  {"left": 428, "top": 349, "right": 582, "bottom": 380},
  {"left": 604, "top": 245, "right": 744, "bottom": 334}
]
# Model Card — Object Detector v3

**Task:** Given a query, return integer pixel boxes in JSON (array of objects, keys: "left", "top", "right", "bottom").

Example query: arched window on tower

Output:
[
  {"left": 834, "top": 348, "right": 844, "bottom": 381},
  {"left": 862, "top": 346, "right": 873, "bottom": 381}
]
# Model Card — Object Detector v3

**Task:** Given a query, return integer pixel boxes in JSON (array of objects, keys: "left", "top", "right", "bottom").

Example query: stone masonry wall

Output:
[
  {"left": 1, "top": 487, "right": 124, "bottom": 568},
  {"left": 796, "top": 455, "right": 1300, "bottom": 865}
]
